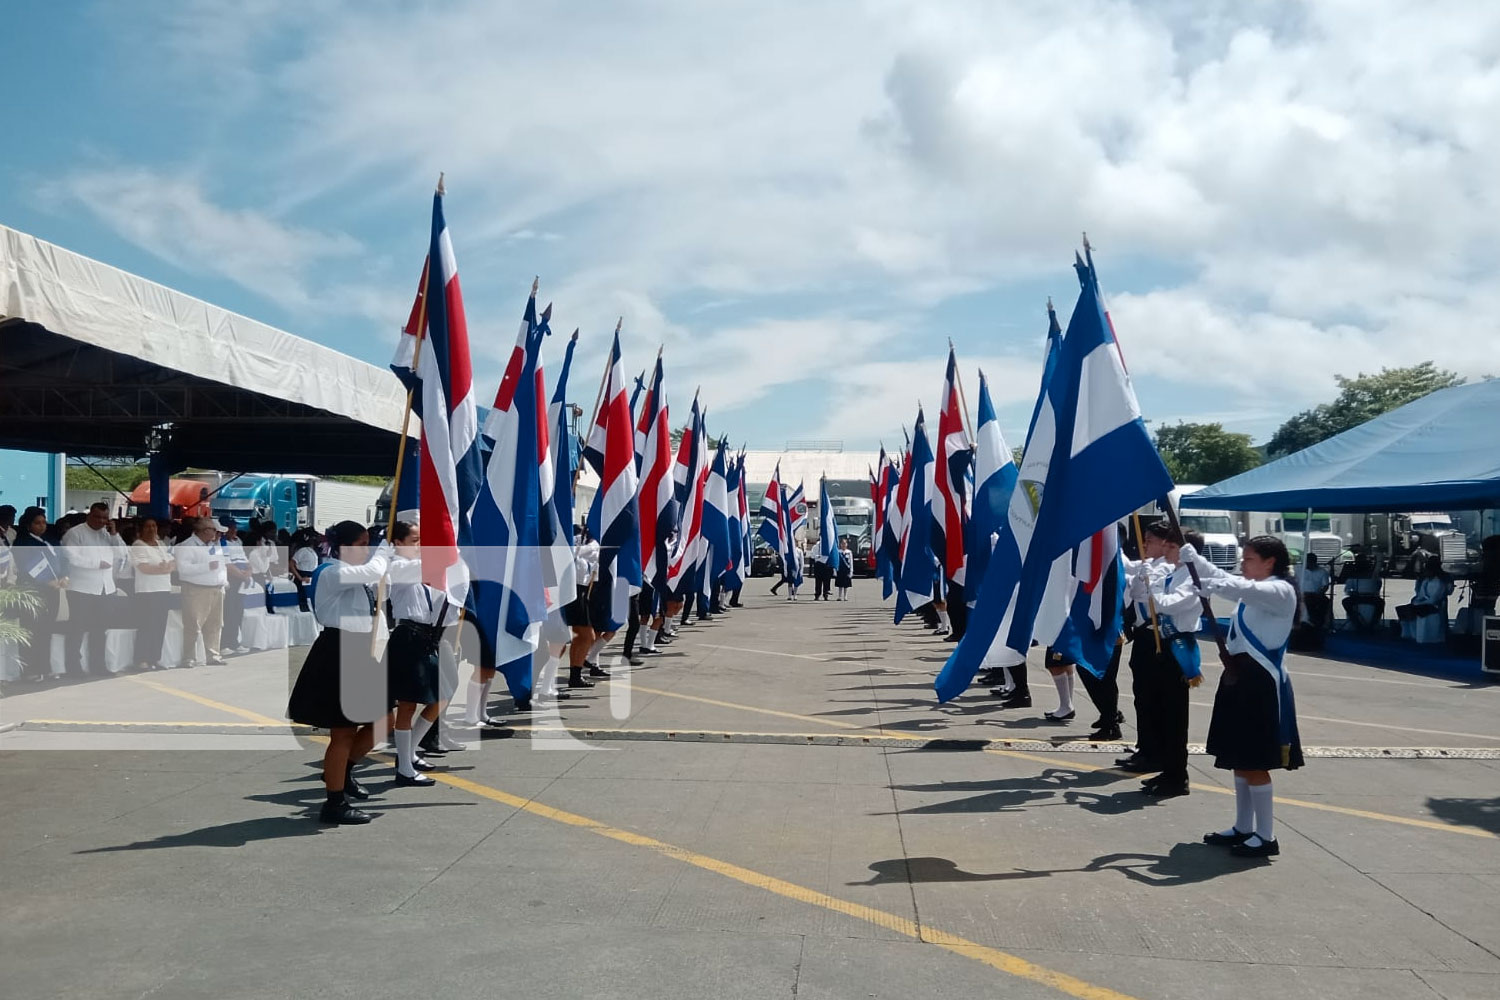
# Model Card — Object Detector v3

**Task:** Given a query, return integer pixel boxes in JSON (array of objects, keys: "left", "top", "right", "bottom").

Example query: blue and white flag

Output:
[
  {"left": 757, "top": 462, "right": 783, "bottom": 551},
  {"left": 962, "top": 371, "right": 1019, "bottom": 606},
  {"left": 722, "top": 448, "right": 746, "bottom": 591},
  {"left": 818, "top": 477, "right": 840, "bottom": 573},
  {"left": 936, "top": 250, "right": 1172, "bottom": 703},
  {"left": 543, "top": 327, "right": 579, "bottom": 613},
  {"left": 895, "top": 410, "right": 938, "bottom": 624},
  {"left": 701, "top": 438, "right": 734, "bottom": 587}
]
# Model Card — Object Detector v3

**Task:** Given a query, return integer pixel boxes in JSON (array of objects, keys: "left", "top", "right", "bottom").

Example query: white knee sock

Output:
[
  {"left": 1051, "top": 671, "right": 1073, "bottom": 715},
  {"left": 411, "top": 715, "right": 435, "bottom": 747},
  {"left": 394, "top": 728, "right": 415, "bottom": 777},
  {"left": 587, "top": 637, "right": 608, "bottom": 662},
  {"left": 1251, "top": 782, "right": 1275, "bottom": 842},
  {"left": 1065, "top": 670, "right": 1076, "bottom": 704},
  {"left": 642, "top": 629, "right": 656, "bottom": 652},
  {"left": 1219, "top": 776, "right": 1253, "bottom": 837},
  {"left": 938, "top": 609, "right": 951, "bottom": 630},
  {"left": 463, "top": 680, "right": 484, "bottom": 724}
]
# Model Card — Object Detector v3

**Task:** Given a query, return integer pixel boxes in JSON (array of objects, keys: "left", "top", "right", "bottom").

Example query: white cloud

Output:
[
  {"left": 57, "top": 0, "right": 1500, "bottom": 445},
  {"left": 53, "top": 167, "right": 363, "bottom": 316}
]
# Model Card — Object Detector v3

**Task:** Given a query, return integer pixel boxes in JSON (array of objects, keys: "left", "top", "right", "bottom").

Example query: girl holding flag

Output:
[{"left": 1181, "top": 535, "right": 1304, "bottom": 859}]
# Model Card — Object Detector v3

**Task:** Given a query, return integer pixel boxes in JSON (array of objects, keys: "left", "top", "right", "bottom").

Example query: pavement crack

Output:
[{"left": 791, "top": 933, "right": 806, "bottom": 996}]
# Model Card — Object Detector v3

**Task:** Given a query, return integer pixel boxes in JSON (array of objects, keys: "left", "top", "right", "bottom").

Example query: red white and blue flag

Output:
[
  {"left": 933, "top": 346, "right": 973, "bottom": 585},
  {"left": 390, "top": 188, "right": 483, "bottom": 598},
  {"left": 584, "top": 329, "right": 642, "bottom": 629},
  {"left": 637, "top": 357, "right": 675, "bottom": 594}
]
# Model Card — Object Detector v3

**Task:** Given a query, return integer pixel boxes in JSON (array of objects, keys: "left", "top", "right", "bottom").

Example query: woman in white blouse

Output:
[
  {"left": 285, "top": 520, "right": 392, "bottom": 826},
  {"left": 128, "top": 517, "right": 176, "bottom": 671},
  {"left": 1183, "top": 535, "right": 1304, "bottom": 860}
]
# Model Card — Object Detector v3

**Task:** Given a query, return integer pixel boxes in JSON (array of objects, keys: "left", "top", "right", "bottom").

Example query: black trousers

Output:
[
  {"left": 20, "top": 587, "right": 60, "bottom": 678},
  {"left": 728, "top": 587, "right": 742, "bottom": 607},
  {"left": 624, "top": 585, "right": 652, "bottom": 656},
  {"left": 1006, "top": 659, "right": 1030, "bottom": 698},
  {"left": 132, "top": 590, "right": 171, "bottom": 666},
  {"left": 1136, "top": 641, "right": 1189, "bottom": 782},
  {"left": 814, "top": 572, "right": 831, "bottom": 600},
  {"left": 64, "top": 590, "right": 110, "bottom": 674},
  {"left": 1076, "top": 640, "right": 1122, "bottom": 725},
  {"left": 946, "top": 580, "right": 967, "bottom": 639}
]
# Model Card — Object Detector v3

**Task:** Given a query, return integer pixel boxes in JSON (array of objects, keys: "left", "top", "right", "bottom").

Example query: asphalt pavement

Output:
[{"left": 1, "top": 582, "right": 1497, "bottom": 1000}]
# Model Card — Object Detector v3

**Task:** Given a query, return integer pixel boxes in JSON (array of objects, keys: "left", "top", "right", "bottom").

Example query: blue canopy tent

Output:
[{"left": 1181, "top": 380, "right": 1500, "bottom": 513}]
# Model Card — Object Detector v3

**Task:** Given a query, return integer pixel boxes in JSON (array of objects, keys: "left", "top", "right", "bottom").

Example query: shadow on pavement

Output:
[
  {"left": 75, "top": 816, "right": 324, "bottom": 852},
  {"left": 1425, "top": 796, "right": 1500, "bottom": 835},
  {"left": 851, "top": 843, "right": 1251, "bottom": 887}
]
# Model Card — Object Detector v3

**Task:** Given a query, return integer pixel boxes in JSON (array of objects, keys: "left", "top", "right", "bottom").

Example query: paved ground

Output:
[{"left": 2, "top": 584, "right": 1497, "bottom": 1000}]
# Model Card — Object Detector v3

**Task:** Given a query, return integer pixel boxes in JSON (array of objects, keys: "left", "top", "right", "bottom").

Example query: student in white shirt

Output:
[
  {"left": 218, "top": 519, "right": 255, "bottom": 655},
  {"left": 128, "top": 517, "right": 175, "bottom": 670},
  {"left": 61, "top": 502, "right": 125, "bottom": 677},
  {"left": 13, "top": 507, "right": 66, "bottom": 682},
  {"left": 1183, "top": 535, "right": 1304, "bottom": 860},
  {"left": 174, "top": 518, "right": 229, "bottom": 667},
  {"left": 286, "top": 520, "right": 392, "bottom": 826}
]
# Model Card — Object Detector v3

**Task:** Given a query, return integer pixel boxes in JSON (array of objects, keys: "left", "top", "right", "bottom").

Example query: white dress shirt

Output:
[
  {"left": 388, "top": 554, "right": 465, "bottom": 626},
  {"left": 175, "top": 535, "right": 228, "bottom": 587},
  {"left": 130, "top": 539, "right": 174, "bottom": 594},
  {"left": 313, "top": 546, "right": 392, "bottom": 632},
  {"left": 1185, "top": 546, "right": 1296, "bottom": 667},
  {"left": 292, "top": 546, "right": 320, "bottom": 576},
  {"left": 62, "top": 523, "right": 123, "bottom": 595}
]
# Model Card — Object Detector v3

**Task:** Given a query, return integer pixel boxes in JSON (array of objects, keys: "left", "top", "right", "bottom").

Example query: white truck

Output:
[
  {"left": 1248, "top": 511, "right": 1346, "bottom": 569},
  {"left": 1143, "top": 485, "right": 1243, "bottom": 572}
]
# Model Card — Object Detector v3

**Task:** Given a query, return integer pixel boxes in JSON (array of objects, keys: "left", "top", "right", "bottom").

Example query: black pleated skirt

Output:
[
  {"left": 1206, "top": 653, "right": 1304, "bottom": 772},
  {"left": 287, "top": 627, "right": 393, "bottom": 728},
  {"left": 386, "top": 620, "right": 442, "bottom": 705}
]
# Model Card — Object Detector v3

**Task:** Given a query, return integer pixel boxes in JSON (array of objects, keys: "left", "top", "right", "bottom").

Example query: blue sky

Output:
[{"left": 5, "top": 1, "right": 1497, "bottom": 455}]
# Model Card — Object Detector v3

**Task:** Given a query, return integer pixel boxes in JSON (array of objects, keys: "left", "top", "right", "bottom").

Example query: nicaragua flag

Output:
[
  {"left": 895, "top": 411, "right": 938, "bottom": 624},
  {"left": 875, "top": 452, "right": 899, "bottom": 598},
  {"left": 738, "top": 451, "right": 754, "bottom": 585},
  {"left": 389, "top": 189, "right": 482, "bottom": 597},
  {"left": 1052, "top": 522, "right": 1125, "bottom": 679},
  {"left": 818, "top": 477, "right": 840, "bottom": 573},
  {"left": 585, "top": 328, "right": 643, "bottom": 630},
  {"left": 722, "top": 448, "right": 746, "bottom": 591},
  {"left": 935, "top": 248, "right": 1172, "bottom": 703},
  {"left": 469, "top": 288, "right": 551, "bottom": 700},
  {"left": 637, "top": 356, "right": 676, "bottom": 594},
  {"left": 701, "top": 438, "right": 734, "bottom": 586},
  {"left": 962, "top": 371, "right": 1019, "bottom": 605},
  {"left": 757, "top": 463, "right": 784, "bottom": 551},
  {"left": 778, "top": 481, "right": 803, "bottom": 587},
  {"left": 883, "top": 446, "right": 912, "bottom": 600},
  {"left": 933, "top": 347, "right": 972, "bottom": 585}
]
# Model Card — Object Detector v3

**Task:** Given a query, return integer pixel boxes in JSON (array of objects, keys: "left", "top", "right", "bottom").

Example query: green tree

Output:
[
  {"left": 1266, "top": 363, "right": 1464, "bottom": 457},
  {"left": 1154, "top": 422, "right": 1262, "bottom": 486}
]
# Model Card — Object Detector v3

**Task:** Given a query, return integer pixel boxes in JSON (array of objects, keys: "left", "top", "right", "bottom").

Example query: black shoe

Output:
[
  {"left": 480, "top": 715, "right": 509, "bottom": 727},
  {"left": 419, "top": 744, "right": 449, "bottom": 756},
  {"left": 206, "top": 657, "right": 228, "bottom": 666},
  {"left": 993, "top": 692, "right": 1032, "bottom": 709},
  {"left": 588, "top": 667, "right": 611, "bottom": 678},
  {"left": 1141, "top": 778, "right": 1189, "bottom": 798},
  {"left": 945, "top": 633, "right": 960, "bottom": 642},
  {"left": 319, "top": 799, "right": 373, "bottom": 825},
  {"left": 394, "top": 771, "right": 436, "bottom": 787},
  {"left": 641, "top": 647, "right": 663, "bottom": 656},
  {"left": 344, "top": 770, "right": 371, "bottom": 800},
  {"left": 627, "top": 656, "right": 644, "bottom": 666},
  {"left": 411, "top": 756, "right": 436, "bottom": 772},
  {"left": 1230, "top": 837, "right": 1279, "bottom": 858},
  {"left": 1116, "top": 758, "right": 1159, "bottom": 773},
  {"left": 1088, "top": 726, "right": 1123, "bottom": 742},
  {"left": 554, "top": 690, "right": 572, "bottom": 700},
  {"left": 1044, "top": 710, "right": 1075, "bottom": 723},
  {"left": 1203, "top": 829, "right": 1252, "bottom": 847},
  {"left": 568, "top": 676, "right": 596, "bottom": 689},
  {"left": 513, "top": 698, "right": 532, "bottom": 712},
  {"left": 1114, "top": 711, "right": 1126, "bottom": 725}
]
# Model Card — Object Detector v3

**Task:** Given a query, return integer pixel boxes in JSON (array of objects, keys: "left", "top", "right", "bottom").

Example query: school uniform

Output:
[
  {"left": 1187, "top": 551, "right": 1304, "bottom": 772},
  {"left": 386, "top": 555, "right": 463, "bottom": 705},
  {"left": 286, "top": 546, "right": 393, "bottom": 728},
  {"left": 1136, "top": 561, "right": 1202, "bottom": 787},
  {"left": 835, "top": 551, "right": 853, "bottom": 590},
  {"left": 562, "top": 541, "right": 597, "bottom": 628},
  {"left": 1122, "top": 556, "right": 1166, "bottom": 758},
  {"left": 61, "top": 522, "right": 125, "bottom": 675}
]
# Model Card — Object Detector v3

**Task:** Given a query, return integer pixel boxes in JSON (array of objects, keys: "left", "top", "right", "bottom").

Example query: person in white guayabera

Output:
[
  {"left": 62, "top": 502, "right": 127, "bottom": 677},
  {"left": 174, "top": 518, "right": 229, "bottom": 668}
]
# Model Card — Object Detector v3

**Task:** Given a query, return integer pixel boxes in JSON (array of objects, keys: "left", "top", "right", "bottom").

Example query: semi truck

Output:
[
  {"left": 210, "top": 475, "right": 382, "bottom": 533},
  {"left": 1247, "top": 511, "right": 1346, "bottom": 568},
  {"left": 1353, "top": 511, "right": 1472, "bottom": 576},
  {"left": 1139, "top": 485, "right": 1242, "bottom": 571}
]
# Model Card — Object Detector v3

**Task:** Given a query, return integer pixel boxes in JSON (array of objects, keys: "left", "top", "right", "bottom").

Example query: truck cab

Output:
[
  {"left": 1144, "top": 485, "right": 1242, "bottom": 572},
  {"left": 210, "top": 476, "right": 311, "bottom": 533},
  {"left": 1255, "top": 512, "right": 1344, "bottom": 568}
]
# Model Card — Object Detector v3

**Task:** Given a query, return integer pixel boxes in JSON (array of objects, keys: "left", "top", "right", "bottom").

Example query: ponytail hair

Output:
[
  {"left": 390, "top": 520, "right": 417, "bottom": 544},
  {"left": 326, "top": 520, "right": 368, "bottom": 559}
]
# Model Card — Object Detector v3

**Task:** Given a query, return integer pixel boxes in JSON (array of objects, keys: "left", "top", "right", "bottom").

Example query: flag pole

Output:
[
  {"left": 375, "top": 173, "right": 442, "bottom": 654},
  {"left": 1158, "top": 491, "right": 1228, "bottom": 683},
  {"left": 586, "top": 317, "right": 623, "bottom": 441},
  {"left": 948, "top": 338, "right": 977, "bottom": 443},
  {"left": 1129, "top": 511, "right": 1163, "bottom": 655}
]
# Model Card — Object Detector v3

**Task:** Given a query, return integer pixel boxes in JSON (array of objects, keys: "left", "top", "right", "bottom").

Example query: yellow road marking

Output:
[
  {"left": 22, "top": 719, "right": 295, "bottom": 729},
  {"left": 427, "top": 767, "right": 1139, "bottom": 1000},
  {"left": 126, "top": 676, "right": 286, "bottom": 727}
]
